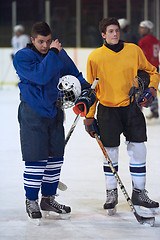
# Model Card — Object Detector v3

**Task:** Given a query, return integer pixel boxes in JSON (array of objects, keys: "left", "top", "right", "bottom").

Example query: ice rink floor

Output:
[{"left": 0, "top": 86, "right": 160, "bottom": 240}]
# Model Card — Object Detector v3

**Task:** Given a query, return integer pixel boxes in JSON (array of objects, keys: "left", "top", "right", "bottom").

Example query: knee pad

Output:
[{"left": 127, "top": 142, "right": 146, "bottom": 164}]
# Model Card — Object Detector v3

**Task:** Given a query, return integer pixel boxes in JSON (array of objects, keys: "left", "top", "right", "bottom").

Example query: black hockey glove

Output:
[
  {"left": 83, "top": 118, "right": 99, "bottom": 138},
  {"left": 137, "top": 87, "right": 157, "bottom": 108},
  {"left": 73, "top": 88, "right": 96, "bottom": 117}
]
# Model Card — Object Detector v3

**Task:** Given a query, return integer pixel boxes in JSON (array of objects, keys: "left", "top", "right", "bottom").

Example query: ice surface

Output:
[{"left": 0, "top": 86, "right": 160, "bottom": 240}]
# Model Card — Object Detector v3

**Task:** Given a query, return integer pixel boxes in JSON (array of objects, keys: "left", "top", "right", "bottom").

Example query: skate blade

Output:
[
  {"left": 106, "top": 207, "right": 117, "bottom": 216},
  {"left": 134, "top": 205, "right": 159, "bottom": 216},
  {"left": 28, "top": 216, "right": 41, "bottom": 226},
  {"left": 42, "top": 211, "right": 71, "bottom": 220}
]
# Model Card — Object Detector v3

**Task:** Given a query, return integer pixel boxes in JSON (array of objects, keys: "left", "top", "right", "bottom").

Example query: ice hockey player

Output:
[
  {"left": 13, "top": 21, "right": 96, "bottom": 222},
  {"left": 138, "top": 20, "right": 160, "bottom": 119},
  {"left": 11, "top": 24, "right": 30, "bottom": 59},
  {"left": 118, "top": 18, "right": 137, "bottom": 44},
  {"left": 83, "top": 17, "right": 160, "bottom": 216}
]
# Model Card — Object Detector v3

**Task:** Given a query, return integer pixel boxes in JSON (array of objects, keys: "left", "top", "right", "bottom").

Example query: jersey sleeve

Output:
[
  {"left": 137, "top": 47, "right": 160, "bottom": 90},
  {"left": 13, "top": 49, "right": 64, "bottom": 85}
]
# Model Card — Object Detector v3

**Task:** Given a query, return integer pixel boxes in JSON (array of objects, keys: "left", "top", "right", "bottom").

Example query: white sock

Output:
[
  {"left": 127, "top": 142, "right": 146, "bottom": 190},
  {"left": 103, "top": 147, "right": 119, "bottom": 190}
]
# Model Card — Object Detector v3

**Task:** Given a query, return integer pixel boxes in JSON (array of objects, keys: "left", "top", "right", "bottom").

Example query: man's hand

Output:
[
  {"left": 138, "top": 87, "right": 157, "bottom": 108},
  {"left": 50, "top": 39, "right": 62, "bottom": 52},
  {"left": 73, "top": 88, "right": 96, "bottom": 117},
  {"left": 84, "top": 118, "right": 99, "bottom": 138}
]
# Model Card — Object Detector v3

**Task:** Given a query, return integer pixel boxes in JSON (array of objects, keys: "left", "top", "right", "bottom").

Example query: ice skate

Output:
[
  {"left": 103, "top": 189, "right": 118, "bottom": 216},
  {"left": 131, "top": 188, "right": 159, "bottom": 215},
  {"left": 26, "top": 198, "right": 42, "bottom": 225},
  {"left": 40, "top": 195, "right": 71, "bottom": 219}
]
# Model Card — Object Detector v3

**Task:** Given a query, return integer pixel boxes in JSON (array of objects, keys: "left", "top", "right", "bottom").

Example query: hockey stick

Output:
[
  {"left": 58, "top": 78, "right": 99, "bottom": 191},
  {"left": 94, "top": 133, "right": 155, "bottom": 226},
  {"left": 65, "top": 77, "right": 99, "bottom": 146},
  {"left": 65, "top": 114, "right": 81, "bottom": 146}
]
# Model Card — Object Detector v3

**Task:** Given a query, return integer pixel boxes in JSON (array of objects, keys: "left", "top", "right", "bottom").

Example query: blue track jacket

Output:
[{"left": 13, "top": 46, "right": 87, "bottom": 118}]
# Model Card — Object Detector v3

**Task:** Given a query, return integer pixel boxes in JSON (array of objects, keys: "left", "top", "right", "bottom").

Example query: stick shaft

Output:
[{"left": 65, "top": 114, "right": 81, "bottom": 146}]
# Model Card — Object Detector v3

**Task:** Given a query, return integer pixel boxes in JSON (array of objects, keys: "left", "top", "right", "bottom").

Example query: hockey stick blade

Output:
[
  {"left": 58, "top": 181, "right": 67, "bottom": 191},
  {"left": 134, "top": 212, "right": 155, "bottom": 227}
]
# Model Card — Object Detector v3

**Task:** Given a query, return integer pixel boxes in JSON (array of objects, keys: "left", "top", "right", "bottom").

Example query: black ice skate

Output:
[
  {"left": 40, "top": 195, "right": 71, "bottom": 219},
  {"left": 103, "top": 188, "right": 118, "bottom": 215},
  {"left": 131, "top": 188, "right": 159, "bottom": 215},
  {"left": 26, "top": 198, "right": 42, "bottom": 225}
]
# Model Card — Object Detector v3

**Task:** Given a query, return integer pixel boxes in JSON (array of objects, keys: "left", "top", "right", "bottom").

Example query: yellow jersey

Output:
[{"left": 86, "top": 43, "right": 160, "bottom": 118}]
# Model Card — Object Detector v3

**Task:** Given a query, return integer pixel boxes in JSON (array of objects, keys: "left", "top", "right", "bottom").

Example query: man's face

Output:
[
  {"left": 31, "top": 34, "right": 52, "bottom": 54},
  {"left": 16, "top": 30, "right": 23, "bottom": 37},
  {"left": 139, "top": 27, "right": 149, "bottom": 37},
  {"left": 101, "top": 25, "right": 120, "bottom": 45}
]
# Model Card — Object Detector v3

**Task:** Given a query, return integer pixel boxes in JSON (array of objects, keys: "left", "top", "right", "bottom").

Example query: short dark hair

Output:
[
  {"left": 31, "top": 22, "right": 52, "bottom": 39},
  {"left": 99, "top": 17, "right": 120, "bottom": 34}
]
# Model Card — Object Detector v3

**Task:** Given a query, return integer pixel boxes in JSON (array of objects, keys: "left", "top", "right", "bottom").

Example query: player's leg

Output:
[
  {"left": 103, "top": 147, "right": 119, "bottom": 215},
  {"left": 146, "top": 96, "right": 159, "bottom": 119},
  {"left": 40, "top": 157, "right": 71, "bottom": 216},
  {"left": 97, "top": 104, "right": 122, "bottom": 215},
  {"left": 40, "top": 109, "right": 71, "bottom": 217},
  {"left": 18, "top": 101, "right": 49, "bottom": 221},
  {"left": 127, "top": 142, "right": 159, "bottom": 214},
  {"left": 24, "top": 160, "right": 47, "bottom": 219},
  {"left": 125, "top": 103, "right": 159, "bottom": 214}
]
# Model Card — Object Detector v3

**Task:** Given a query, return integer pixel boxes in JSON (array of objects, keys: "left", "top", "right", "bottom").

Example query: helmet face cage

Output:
[
  {"left": 137, "top": 70, "right": 150, "bottom": 89},
  {"left": 130, "top": 70, "right": 150, "bottom": 103},
  {"left": 57, "top": 75, "right": 81, "bottom": 109},
  {"left": 131, "top": 76, "right": 145, "bottom": 101}
]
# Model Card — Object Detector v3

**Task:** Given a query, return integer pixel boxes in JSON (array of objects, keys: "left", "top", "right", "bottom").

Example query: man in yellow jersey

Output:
[{"left": 83, "top": 17, "right": 159, "bottom": 215}]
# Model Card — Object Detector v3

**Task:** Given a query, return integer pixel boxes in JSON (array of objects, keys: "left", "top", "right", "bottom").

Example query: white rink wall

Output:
[{"left": 0, "top": 48, "right": 95, "bottom": 85}]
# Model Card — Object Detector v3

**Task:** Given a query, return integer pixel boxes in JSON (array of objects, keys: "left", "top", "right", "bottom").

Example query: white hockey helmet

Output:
[
  {"left": 57, "top": 75, "right": 81, "bottom": 109},
  {"left": 118, "top": 18, "right": 129, "bottom": 29},
  {"left": 139, "top": 20, "right": 154, "bottom": 30},
  {"left": 13, "top": 25, "right": 24, "bottom": 33}
]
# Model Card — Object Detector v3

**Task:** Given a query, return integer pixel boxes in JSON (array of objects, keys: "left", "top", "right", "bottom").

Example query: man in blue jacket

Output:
[{"left": 13, "top": 21, "right": 95, "bottom": 220}]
